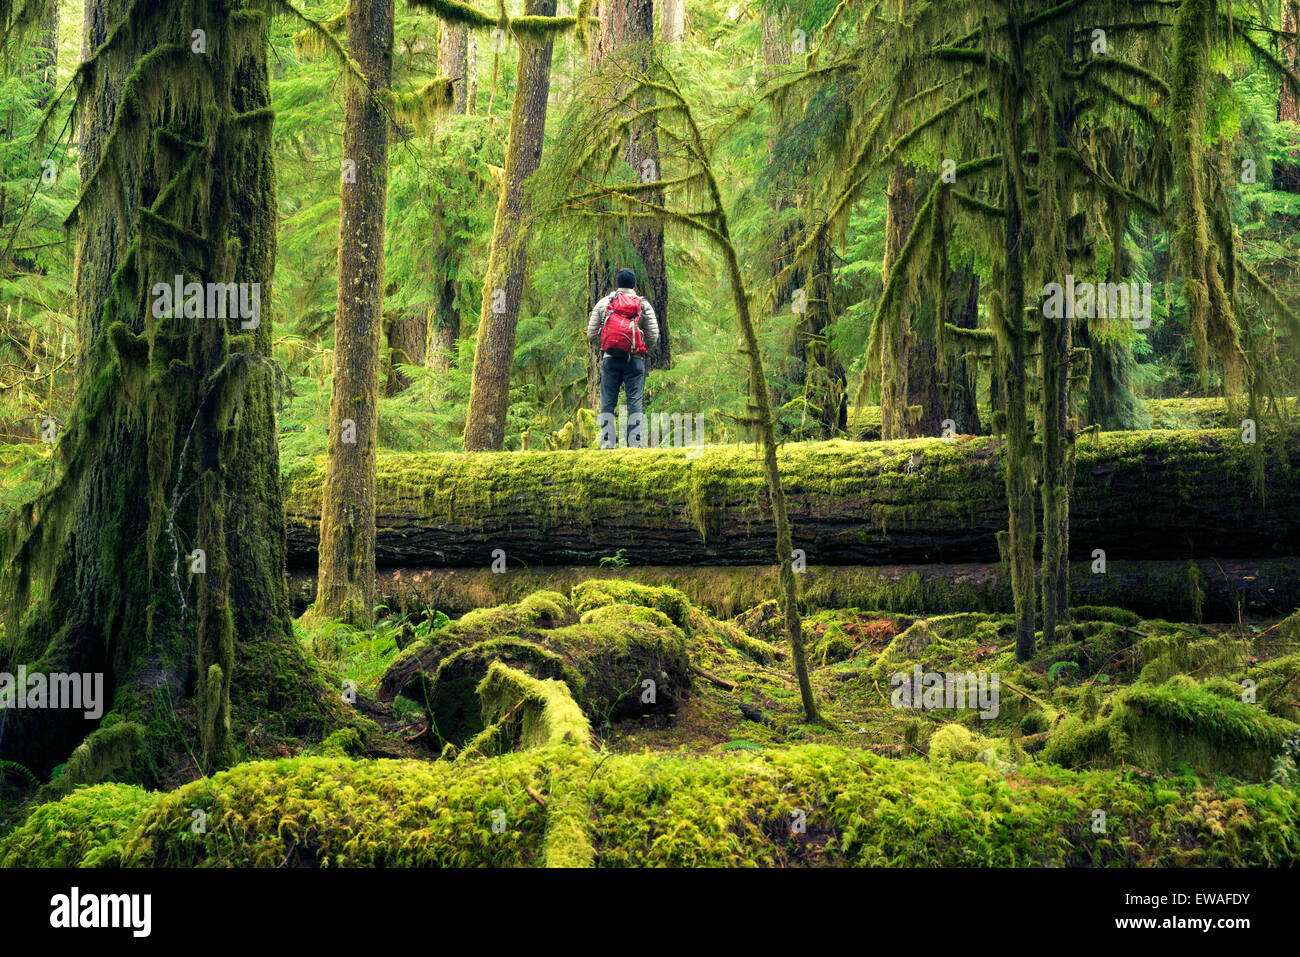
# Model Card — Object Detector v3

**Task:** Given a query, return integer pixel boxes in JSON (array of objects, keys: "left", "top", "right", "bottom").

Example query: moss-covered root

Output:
[{"left": 459, "top": 662, "right": 597, "bottom": 867}]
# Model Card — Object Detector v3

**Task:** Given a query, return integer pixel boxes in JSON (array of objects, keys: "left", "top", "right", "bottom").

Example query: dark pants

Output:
[{"left": 599, "top": 353, "right": 646, "bottom": 448}]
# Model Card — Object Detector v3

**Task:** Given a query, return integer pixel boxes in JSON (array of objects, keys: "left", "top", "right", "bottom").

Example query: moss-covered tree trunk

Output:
[
  {"left": 999, "top": 31, "right": 1037, "bottom": 663},
  {"left": 463, "top": 0, "right": 558, "bottom": 451},
  {"left": 880, "top": 163, "right": 941, "bottom": 440},
  {"left": 805, "top": 228, "right": 848, "bottom": 434},
  {"left": 316, "top": 0, "right": 395, "bottom": 626},
  {"left": 944, "top": 266, "right": 982, "bottom": 435},
  {"left": 1, "top": 0, "right": 333, "bottom": 783}
]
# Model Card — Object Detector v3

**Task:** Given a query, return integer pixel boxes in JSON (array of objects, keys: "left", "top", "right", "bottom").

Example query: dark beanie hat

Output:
[{"left": 616, "top": 268, "right": 637, "bottom": 289}]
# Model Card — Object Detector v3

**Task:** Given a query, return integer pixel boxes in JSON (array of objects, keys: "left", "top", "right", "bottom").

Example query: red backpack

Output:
[{"left": 599, "top": 293, "right": 647, "bottom": 358}]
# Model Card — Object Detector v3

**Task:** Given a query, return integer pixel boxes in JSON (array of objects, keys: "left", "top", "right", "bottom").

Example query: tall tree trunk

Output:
[
  {"left": 805, "top": 227, "right": 847, "bottom": 434},
  {"left": 589, "top": 0, "right": 669, "bottom": 369},
  {"left": 763, "top": 8, "right": 805, "bottom": 416},
  {"left": 34, "top": 0, "right": 57, "bottom": 105},
  {"left": 659, "top": 0, "right": 685, "bottom": 42},
  {"left": 442, "top": 20, "right": 470, "bottom": 113},
  {"left": 1276, "top": 4, "right": 1300, "bottom": 194},
  {"left": 317, "top": 0, "right": 395, "bottom": 626},
  {"left": 2, "top": 0, "right": 332, "bottom": 782},
  {"left": 463, "top": 0, "right": 558, "bottom": 450},
  {"left": 1001, "top": 35, "right": 1037, "bottom": 663},
  {"left": 467, "top": 33, "right": 478, "bottom": 112},
  {"left": 880, "top": 163, "right": 941, "bottom": 440},
  {"left": 943, "top": 265, "right": 982, "bottom": 434}
]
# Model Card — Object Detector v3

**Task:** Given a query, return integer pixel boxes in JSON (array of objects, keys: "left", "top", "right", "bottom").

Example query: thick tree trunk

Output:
[
  {"left": 282, "top": 430, "right": 1300, "bottom": 567},
  {"left": 463, "top": 0, "right": 558, "bottom": 450},
  {"left": 589, "top": 0, "right": 669, "bottom": 369},
  {"left": 441, "top": 20, "right": 470, "bottom": 113},
  {"left": 316, "top": 0, "right": 395, "bottom": 626},
  {"left": 385, "top": 304, "right": 428, "bottom": 395},
  {"left": 804, "top": 228, "right": 848, "bottom": 433},
  {"left": 428, "top": 278, "right": 459, "bottom": 373},
  {"left": 1, "top": 0, "right": 333, "bottom": 782},
  {"left": 659, "top": 0, "right": 685, "bottom": 42},
  {"left": 880, "top": 164, "right": 942, "bottom": 440}
]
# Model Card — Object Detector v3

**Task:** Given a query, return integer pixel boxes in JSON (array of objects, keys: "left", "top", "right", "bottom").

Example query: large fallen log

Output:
[
  {"left": 288, "top": 557, "right": 1300, "bottom": 623},
  {"left": 282, "top": 429, "right": 1300, "bottom": 567}
]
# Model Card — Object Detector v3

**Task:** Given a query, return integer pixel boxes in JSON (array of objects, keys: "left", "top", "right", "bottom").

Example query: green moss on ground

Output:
[{"left": 6, "top": 742, "right": 1299, "bottom": 867}]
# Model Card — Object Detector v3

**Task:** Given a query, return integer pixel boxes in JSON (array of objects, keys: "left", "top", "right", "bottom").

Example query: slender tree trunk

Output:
[
  {"left": 467, "top": 33, "right": 478, "bottom": 112},
  {"left": 1001, "top": 32, "right": 1037, "bottom": 662},
  {"left": 317, "top": 0, "right": 395, "bottom": 626},
  {"left": 2, "top": 0, "right": 331, "bottom": 781},
  {"left": 463, "top": 0, "right": 559, "bottom": 450},
  {"left": 1276, "top": 4, "right": 1299, "bottom": 194}
]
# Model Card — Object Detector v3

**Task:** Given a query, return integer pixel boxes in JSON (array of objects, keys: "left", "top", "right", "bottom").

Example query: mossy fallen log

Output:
[
  {"left": 1043, "top": 675, "right": 1299, "bottom": 779},
  {"left": 379, "top": 589, "right": 693, "bottom": 746},
  {"left": 282, "top": 429, "right": 1300, "bottom": 568},
  {"left": 6, "top": 744, "right": 1300, "bottom": 867},
  {"left": 289, "top": 556, "right": 1300, "bottom": 623}
]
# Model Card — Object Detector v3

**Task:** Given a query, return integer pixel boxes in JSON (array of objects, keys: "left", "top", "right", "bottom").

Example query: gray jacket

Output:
[{"left": 587, "top": 288, "right": 660, "bottom": 356}]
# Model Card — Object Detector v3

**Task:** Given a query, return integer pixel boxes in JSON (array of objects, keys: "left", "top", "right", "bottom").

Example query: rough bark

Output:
[
  {"left": 288, "top": 557, "right": 1300, "bottom": 624},
  {"left": 441, "top": 20, "right": 470, "bottom": 113},
  {"left": 281, "top": 430, "right": 1300, "bottom": 567},
  {"left": 317, "top": 0, "right": 395, "bottom": 626},
  {"left": 463, "top": 0, "right": 558, "bottom": 450},
  {"left": 1275, "top": 3, "right": 1299, "bottom": 193},
  {"left": 880, "top": 164, "right": 942, "bottom": 440},
  {"left": 1, "top": 0, "right": 333, "bottom": 782},
  {"left": 659, "top": 0, "right": 685, "bottom": 42},
  {"left": 589, "top": 0, "right": 669, "bottom": 370},
  {"left": 944, "top": 265, "right": 982, "bottom": 435}
]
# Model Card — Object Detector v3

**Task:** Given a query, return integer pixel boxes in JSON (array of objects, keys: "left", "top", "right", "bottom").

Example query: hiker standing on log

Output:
[{"left": 589, "top": 268, "right": 660, "bottom": 448}]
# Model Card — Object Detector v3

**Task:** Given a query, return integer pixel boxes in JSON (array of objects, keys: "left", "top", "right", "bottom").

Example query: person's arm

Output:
[
  {"left": 639, "top": 298, "right": 660, "bottom": 355},
  {"left": 588, "top": 293, "right": 612, "bottom": 347}
]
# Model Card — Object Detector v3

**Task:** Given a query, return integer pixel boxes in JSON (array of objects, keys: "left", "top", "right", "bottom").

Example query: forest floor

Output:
[{"left": 4, "top": 575, "right": 1298, "bottom": 867}]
